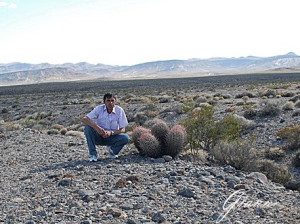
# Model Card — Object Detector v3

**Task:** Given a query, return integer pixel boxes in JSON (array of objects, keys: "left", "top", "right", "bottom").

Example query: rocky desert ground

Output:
[{"left": 1, "top": 73, "right": 300, "bottom": 224}]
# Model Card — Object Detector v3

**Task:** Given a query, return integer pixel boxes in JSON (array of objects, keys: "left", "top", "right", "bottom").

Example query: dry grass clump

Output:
[
  {"left": 210, "top": 140, "right": 259, "bottom": 171},
  {"left": 257, "top": 101, "right": 281, "bottom": 117},
  {"left": 5, "top": 122, "right": 22, "bottom": 131},
  {"left": 277, "top": 124, "right": 300, "bottom": 150},
  {"left": 294, "top": 100, "right": 300, "bottom": 108},
  {"left": 259, "top": 89, "right": 277, "bottom": 98},
  {"left": 281, "top": 91, "right": 295, "bottom": 97},
  {"left": 256, "top": 159, "right": 291, "bottom": 185},
  {"left": 265, "top": 147, "right": 285, "bottom": 161},
  {"left": 282, "top": 101, "right": 295, "bottom": 111},
  {"left": 51, "top": 124, "right": 65, "bottom": 130},
  {"left": 235, "top": 92, "right": 256, "bottom": 99},
  {"left": 290, "top": 95, "right": 300, "bottom": 103},
  {"left": 293, "top": 151, "right": 300, "bottom": 168}
]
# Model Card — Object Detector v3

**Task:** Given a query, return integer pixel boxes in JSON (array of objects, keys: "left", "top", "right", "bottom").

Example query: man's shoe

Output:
[
  {"left": 89, "top": 155, "right": 98, "bottom": 162},
  {"left": 106, "top": 146, "right": 118, "bottom": 159}
]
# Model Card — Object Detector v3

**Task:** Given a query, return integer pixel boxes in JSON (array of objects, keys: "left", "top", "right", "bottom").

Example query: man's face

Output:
[{"left": 104, "top": 97, "right": 116, "bottom": 111}]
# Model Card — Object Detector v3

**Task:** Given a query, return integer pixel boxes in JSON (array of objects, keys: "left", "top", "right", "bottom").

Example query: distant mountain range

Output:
[{"left": 1, "top": 52, "right": 300, "bottom": 86}]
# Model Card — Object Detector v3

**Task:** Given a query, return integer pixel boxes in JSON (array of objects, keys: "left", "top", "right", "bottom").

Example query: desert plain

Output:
[{"left": 1, "top": 73, "right": 300, "bottom": 223}]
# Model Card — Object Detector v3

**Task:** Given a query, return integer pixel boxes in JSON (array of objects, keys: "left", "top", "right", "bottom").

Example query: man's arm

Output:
[
  {"left": 81, "top": 116, "right": 105, "bottom": 136},
  {"left": 110, "top": 127, "right": 126, "bottom": 136}
]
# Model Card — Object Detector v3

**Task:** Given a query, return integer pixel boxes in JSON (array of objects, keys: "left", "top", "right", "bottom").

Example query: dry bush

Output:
[
  {"left": 243, "top": 107, "right": 258, "bottom": 120},
  {"left": 52, "top": 124, "right": 65, "bottom": 130},
  {"left": 277, "top": 124, "right": 300, "bottom": 150},
  {"left": 290, "top": 94, "right": 300, "bottom": 103},
  {"left": 293, "top": 151, "right": 300, "bottom": 168},
  {"left": 256, "top": 159, "right": 291, "bottom": 185},
  {"left": 47, "top": 129, "right": 60, "bottom": 135},
  {"left": 265, "top": 147, "right": 285, "bottom": 161},
  {"left": 294, "top": 100, "right": 300, "bottom": 108},
  {"left": 260, "top": 89, "right": 277, "bottom": 98},
  {"left": 281, "top": 91, "right": 295, "bottom": 97},
  {"left": 282, "top": 101, "right": 295, "bottom": 111},
  {"left": 5, "top": 122, "right": 22, "bottom": 131},
  {"left": 235, "top": 92, "right": 256, "bottom": 99},
  {"left": 65, "top": 130, "right": 85, "bottom": 139},
  {"left": 210, "top": 139, "right": 260, "bottom": 171},
  {"left": 258, "top": 101, "right": 281, "bottom": 117}
]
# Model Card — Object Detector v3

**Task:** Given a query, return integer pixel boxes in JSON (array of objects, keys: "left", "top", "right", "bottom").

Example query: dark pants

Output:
[{"left": 84, "top": 126, "right": 129, "bottom": 157}]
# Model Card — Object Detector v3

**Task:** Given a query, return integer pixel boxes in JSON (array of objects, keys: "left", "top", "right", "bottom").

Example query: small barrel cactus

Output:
[
  {"left": 165, "top": 124, "right": 187, "bottom": 158},
  {"left": 133, "top": 119, "right": 187, "bottom": 158},
  {"left": 132, "top": 126, "right": 151, "bottom": 154},
  {"left": 151, "top": 120, "right": 169, "bottom": 148},
  {"left": 139, "top": 132, "right": 161, "bottom": 158}
]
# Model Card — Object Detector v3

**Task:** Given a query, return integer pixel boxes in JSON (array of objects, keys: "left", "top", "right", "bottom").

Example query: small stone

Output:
[
  {"left": 80, "top": 219, "right": 92, "bottom": 224},
  {"left": 151, "top": 212, "right": 166, "bottom": 223},
  {"left": 162, "top": 155, "right": 173, "bottom": 162},
  {"left": 177, "top": 188, "right": 195, "bottom": 198},
  {"left": 126, "top": 219, "right": 137, "bottom": 224},
  {"left": 57, "top": 179, "right": 72, "bottom": 187},
  {"left": 107, "top": 208, "right": 122, "bottom": 217},
  {"left": 154, "top": 158, "right": 165, "bottom": 163},
  {"left": 227, "top": 180, "right": 236, "bottom": 189},
  {"left": 25, "top": 221, "right": 36, "bottom": 224},
  {"left": 255, "top": 207, "right": 266, "bottom": 217}
]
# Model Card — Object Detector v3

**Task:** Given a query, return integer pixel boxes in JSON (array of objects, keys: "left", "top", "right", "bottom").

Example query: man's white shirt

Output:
[{"left": 86, "top": 104, "right": 128, "bottom": 131}]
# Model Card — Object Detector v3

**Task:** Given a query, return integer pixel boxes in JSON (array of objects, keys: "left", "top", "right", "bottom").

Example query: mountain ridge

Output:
[{"left": 1, "top": 52, "right": 300, "bottom": 86}]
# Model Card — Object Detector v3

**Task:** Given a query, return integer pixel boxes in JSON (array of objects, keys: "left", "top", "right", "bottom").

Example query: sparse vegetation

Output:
[{"left": 277, "top": 124, "right": 300, "bottom": 150}]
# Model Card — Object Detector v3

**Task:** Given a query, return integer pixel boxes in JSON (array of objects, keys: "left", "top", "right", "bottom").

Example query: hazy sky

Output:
[{"left": 0, "top": 0, "right": 300, "bottom": 65}]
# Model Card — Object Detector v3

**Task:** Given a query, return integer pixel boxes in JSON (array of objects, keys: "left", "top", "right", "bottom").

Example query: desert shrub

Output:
[
  {"left": 65, "top": 130, "right": 84, "bottom": 138},
  {"left": 210, "top": 139, "right": 259, "bottom": 171},
  {"left": 182, "top": 106, "right": 244, "bottom": 153},
  {"left": 282, "top": 101, "right": 295, "bottom": 111},
  {"left": 294, "top": 100, "right": 300, "bottom": 108},
  {"left": 235, "top": 92, "right": 256, "bottom": 99},
  {"left": 182, "top": 106, "right": 217, "bottom": 152},
  {"left": 258, "top": 101, "right": 281, "bottom": 117},
  {"left": 182, "top": 100, "right": 197, "bottom": 113},
  {"left": 277, "top": 124, "right": 300, "bottom": 150},
  {"left": 60, "top": 128, "right": 68, "bottom": 135},
  {"left": 281, "top": 91, "right": 295, "bottom": 97},
  {"left": 132, "top": 119, "right": 187, "bottom": 158},
  {"left": 260, "top": 89, "right": 277, "bottom": 98},
  {"left": 265, "top": 147, "right": 285, "bottom": 161},
  {"left": 217, "top": 115, "right": 243, "bottom": 141},
  {"left": 243, "top": 107, "right": 258, "bottom": 119},
  {"left": 21, "top": 117, "right": 36, "bottom": 128},
  {"left": 5, "top": 122, "right": 22, "bottom": 131},
  {"left": 47, "top": 129, "right": 60, "bottom": 135},
  {"left": 293, "top": 151, "right": 300, "bottom": 167},
  {"left": 290, "top": 95, "right": 300, "bottom": 103},
  {"left": 52, "top": 124, "right": 65, "bottom": 130},
  {"left": 292, "top": 109, "right": 300, "bottom": 117},
  {"left": 256, "top": 159, "right": 291, "bottom": 185}
]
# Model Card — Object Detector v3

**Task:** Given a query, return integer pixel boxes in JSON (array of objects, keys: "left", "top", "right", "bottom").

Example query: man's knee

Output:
[{"left": 120, "top": 133, "right": 130, "bottom": 145}]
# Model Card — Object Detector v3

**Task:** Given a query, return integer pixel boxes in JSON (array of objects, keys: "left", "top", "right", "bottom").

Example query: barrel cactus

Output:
[
  {"left": 139, "top": 132, "right": 161, "bottom": 158},
  {"left": 133, "top": 119, "right": 187, "bottom": 158},
  {"left": 165, "top": 124, "right": 187, "bottom": 157},
  {"left": 132, "top": 126, "right": 151, "bottom": 154}
]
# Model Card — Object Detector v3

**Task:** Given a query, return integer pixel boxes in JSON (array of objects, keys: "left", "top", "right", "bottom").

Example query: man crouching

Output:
[{"left": 81, "top": 93, "right": 129, "bottom": 162}]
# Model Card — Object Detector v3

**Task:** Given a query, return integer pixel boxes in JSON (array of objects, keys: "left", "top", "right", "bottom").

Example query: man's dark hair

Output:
[{"left": 103, "top": 93, "right": 116, "bottom": 101}]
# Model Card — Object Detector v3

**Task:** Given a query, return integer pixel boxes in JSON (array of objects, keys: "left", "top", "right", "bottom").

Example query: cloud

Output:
[{"left": 0, "top": 1, "right": 16, "bottom": 9}]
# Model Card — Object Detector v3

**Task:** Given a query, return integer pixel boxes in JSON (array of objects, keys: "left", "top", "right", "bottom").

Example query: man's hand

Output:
[{"left": 102, "top": 130, "right": 112, "bottom": 138}]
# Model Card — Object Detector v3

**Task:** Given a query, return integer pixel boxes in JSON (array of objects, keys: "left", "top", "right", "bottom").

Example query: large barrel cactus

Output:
[{"left": 132, "top": 119, "right": 187, "bottom": 158}]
